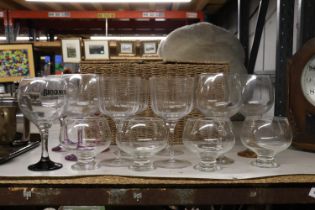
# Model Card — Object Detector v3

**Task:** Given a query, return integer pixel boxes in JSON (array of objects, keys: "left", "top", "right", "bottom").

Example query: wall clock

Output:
[{"left": 288, "top": 37, "right": 315, "bottom": 151}]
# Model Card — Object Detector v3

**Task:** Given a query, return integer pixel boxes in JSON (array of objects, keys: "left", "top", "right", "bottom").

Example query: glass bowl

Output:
[
  {"left": 65, "top": 116, "right": 112, "bottom": 170},
  {"left": 240, "top": 116, "right": 293, "bottom": 168},
  {"left": 183, "top": 117, "right": 235, "bottom": 172},
  {"left": 117, "top": 117, "right": 168, "bottom": 171}
]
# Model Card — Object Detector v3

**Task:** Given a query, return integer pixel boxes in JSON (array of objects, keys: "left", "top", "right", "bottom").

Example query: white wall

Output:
[{"left": 249, "top": 0, "right": 277, "bottom": 74}]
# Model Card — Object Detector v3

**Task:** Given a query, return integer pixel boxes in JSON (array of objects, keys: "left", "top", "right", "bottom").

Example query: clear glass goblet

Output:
[
  {"left": 240, "top": 74, "right": 274, "bottom": 117},
  {"left": 150, "top": 76, "right": 194, "bottom": 169},
  {"left": 137, "top": 78, "right": 149, "bottom": 114},
  {"left": 195, "top": 73, "right": 242, "bottom": 118},
  {"left": 60, "top": 74, "right": 99, "bottom": 160},
  {"left": 240, "top": 116, "right": 292, "bottom": 168},
  {"left": 183, "top": 117, "right": 235, "bottom": 172},
  {"left": 238, "top": 74, "right": 274, "bottom": 158},
  {"left": 66, "top": 117, "right": 112, "bottom": 170},
  {"left": 114, "top": 78, "right": 149, "bottom": 158},
  {"left": 98, "top": 76, "right": 141, "bottom": 167},
  {"left": 17, "top": 77, "right": 67, "bottom": 171},
  {"left": 195, "top": 73, "right": 242, "bottom": 165},
  {"left": 117, "top": 117, "right": 168, "bottom": 171}
]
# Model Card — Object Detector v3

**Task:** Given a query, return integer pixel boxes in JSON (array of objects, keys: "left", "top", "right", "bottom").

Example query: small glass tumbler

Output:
[
  {"left": 66, "top": 117, "right": 112, "bottom": 170},
  {"left": 240, "top": 116, "right": 293, "bottom": 168},
  {"left": 117, "top": 117, "right": 168, "bottom": 171},
  {"left": 183, "top": 118, "right": 235, "bottom": 172}
]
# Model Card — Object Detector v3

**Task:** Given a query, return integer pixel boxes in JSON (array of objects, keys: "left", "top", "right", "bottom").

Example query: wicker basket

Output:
[{"left": 80, "top": 60, "right": 229, "bottom": 144}]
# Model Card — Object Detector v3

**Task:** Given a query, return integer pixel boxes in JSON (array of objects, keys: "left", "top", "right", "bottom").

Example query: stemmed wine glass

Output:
[
  {"left": 98, "top": 76, "right": 141, "bottom": 167},
  {"left": 150, "top": 76, "right": 194, "bottom": 169},
  {"left": 195, "top": 73, "right": 242, "bottom": 164},
  {"left": 240, "top": 116, "right": 292, "bottom": 168},
  {"left": 115, "top": 78, "right": 149, "bottom": 158},
  {"left": 52, "top": 74, "right": 99, "bottom": 160},
  {"left": 17, "top": 77, "right": 67, "bottom": 171},
  {"left": 238, "top": 74, "right": 274, "bottom": 158}
]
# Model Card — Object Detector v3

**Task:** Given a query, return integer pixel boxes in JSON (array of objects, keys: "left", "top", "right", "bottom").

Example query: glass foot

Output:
[
  {"left": 154, "top": 159, "right": 191, "bottom": 169},
  {"left": 251, "top": 157, "right": 279, "bottom": 168},
  {"left": 216, "top": 155, "right": 234, "bottom": 165},
  {"left": 113, "top": 150, "right": 131, "bottom": 158},
  {"left": 237, "top": 149, "right": 257, "bottom": 158},
  {"left": 98, "top": 158, "right": 132, "bottom": 167},
  {"left": 129, "top": 159, "right": 155, "bottom": 171},
  {"left": 52, "top": 144, "right": 67, "bottom": 152},
  {"left": 157, "top": 147, "right": 184, "bottom": 156},
  {"left": 71, "top": 161, "right": 98, "bottom": 171},
  {"left": 194, "top": 163, "right": 221, "bottom": 172},
  {"left": 65, "top": 154, "right": 78, "bottom": 161},
  {"left": 28, "top": 157, "right": 62, "bottom": 171}
]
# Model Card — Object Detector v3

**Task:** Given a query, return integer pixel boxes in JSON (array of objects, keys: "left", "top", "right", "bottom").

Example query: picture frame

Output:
[
  {"left": 0, "top": 44, "right": 35, "bottom": 83},
  {"left": 141, "top": 41, "right": 159, "bottom": 56},
  {"left": 84, "top": 40, "right": 109, "bottom": 60},
  {"left": 118, "top": 41, "right": 136, "bottom": 56},
  {"left": 61, "top": 38, "right": 81, "bottom": 63}
]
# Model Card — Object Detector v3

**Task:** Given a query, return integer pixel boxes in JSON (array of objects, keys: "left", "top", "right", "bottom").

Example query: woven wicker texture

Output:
[{"left": 80, "top": 60, "right": 229, "bottom": 144}]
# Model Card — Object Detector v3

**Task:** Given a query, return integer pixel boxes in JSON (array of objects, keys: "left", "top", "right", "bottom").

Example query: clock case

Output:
[{"left": 288, "top": 37, "right": 315, "bottom": 151}]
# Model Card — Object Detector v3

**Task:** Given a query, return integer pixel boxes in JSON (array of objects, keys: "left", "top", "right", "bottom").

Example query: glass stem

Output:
[
  {"left": 114, "top": 118, "right": 123, "bottom": 159},
  {"left": 59, "top": 117, "right": 66, "bottom": 145},
  {"left": 38, "top": 123, "right": 51, "bottom": 161},
  {"left": 166, "top": 121, "right": 177, "bottom": 162}
]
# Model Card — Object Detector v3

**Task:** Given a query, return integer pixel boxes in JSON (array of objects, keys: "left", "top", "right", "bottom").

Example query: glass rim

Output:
[
  {"left": 149, "top": 75, "right": 194, "bottom": 80},
  {"left": 185, "top": 117, "right": 230, "bottom": 122},
  {"left": 123, "top": 116, "right": 165, "bottom": 122},
  {"left": 65, "top": 116, "right": 107, "bottom": 121}
]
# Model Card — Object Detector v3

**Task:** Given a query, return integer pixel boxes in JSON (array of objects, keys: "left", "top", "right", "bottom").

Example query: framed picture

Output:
[
  {"left": 84, "top": 40, "right": 109, "bottom": 60},
  {"left": 118, "top": 41, "right": 135, "bottom": 56},
  {"left": 142, "top": 41, "right": 158, "bottom": 55},
  {"left": 61, "top": 38, "right": 81, "bottom": 63},
  {"left": 0, "top": 44, "right": 35, "bottom": 83}
]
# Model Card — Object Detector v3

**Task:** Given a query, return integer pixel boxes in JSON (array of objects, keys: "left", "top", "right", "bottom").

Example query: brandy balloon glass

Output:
[
  {"left": 238, "top": 74, "right": 275, "bottom": 158},
  {"left": 195, "top": 73, "right": 241, "bottom": 165},
  {"left": 240, "top": 116, "right": 292, "bottom": 168},
  {"left": 183, "top": 117, "right": 235, "bottom": 172},
  {"left": 66, "top": 117, "right": 112, "bottom": 170},
  {"left": 17, "top": 77, "right": 67, "bottom": 171},
  {"left": 117, "top": 117, "right": 168, "bottom": 171}
]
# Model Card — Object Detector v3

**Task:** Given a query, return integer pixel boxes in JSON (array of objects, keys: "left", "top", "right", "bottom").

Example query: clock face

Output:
[{"left": 301, "top": 56, "right": 315, "bottom": 107}]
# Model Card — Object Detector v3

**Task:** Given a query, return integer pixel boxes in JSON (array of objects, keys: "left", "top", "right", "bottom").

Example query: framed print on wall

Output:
[
  {"left": 84, "top": 40, "right": 109, "bottom": 60},
  {"left": 118, "top": 41, "right": 135, "bottom": 56},
  {"left": 0, "top": 44, "right": 35, "bottom": 83},
  {"left": 141, "top": 41, "right": 158, "bottom": 56},
  {"left": 61, "top": 38, "right": 81, "bottom": 63}
]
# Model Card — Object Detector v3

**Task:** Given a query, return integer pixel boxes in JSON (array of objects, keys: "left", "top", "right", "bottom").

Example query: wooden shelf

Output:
[
  {"left": 33, "top": 41, "right": 61, "bottom": 48},
  {"left": 1, "top": 175, "right": 315, "bottom": 205}
]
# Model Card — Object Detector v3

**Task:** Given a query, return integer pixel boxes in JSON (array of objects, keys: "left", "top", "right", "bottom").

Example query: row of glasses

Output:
[{"left": 17, "top": 72, "right": 290, "bottom": 172}]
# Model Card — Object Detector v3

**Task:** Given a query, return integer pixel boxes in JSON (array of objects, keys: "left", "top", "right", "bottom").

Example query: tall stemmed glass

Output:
[
  {"left": 195, "top": 73, "right": 242, "bottom": 164},
  {"left": 98, "top": 76, "right": 141, "bottom": 167},
  {"left": 55, "top": 74, "right": 99, "bottom": 160},
  {"left": 17, "top": 77, "right": 67, "bottom": 171},
  {"left": 238, "top": 74, "right": 274, "bottom": 158},
  {"left": 150, "top": 76, "right": 194, "bottom": 169}
]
